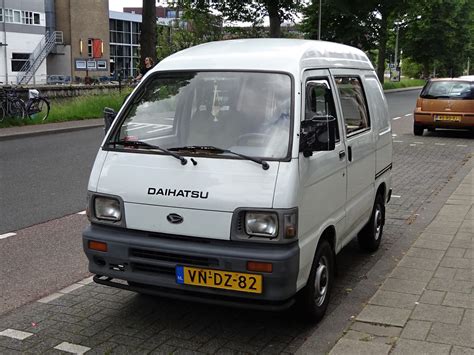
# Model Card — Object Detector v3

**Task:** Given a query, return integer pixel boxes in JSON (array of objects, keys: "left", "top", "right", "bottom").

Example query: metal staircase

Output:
[{"left": 16, "top": 31, "right": 63, "bottom": 85}]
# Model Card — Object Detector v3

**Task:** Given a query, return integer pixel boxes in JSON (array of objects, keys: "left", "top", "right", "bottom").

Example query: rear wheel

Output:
[
  {"left": 297, "top": 240, "right": 334, "bottom": 322},
  {"left": 414, "top": 125, "right": 424, "bottom": 136},
  {"left": 358, "top": 194, "right": 385, "bottom": 252},
  {"left": 27, "top": 98, "right": 50, "bottom": 121},
  {"left": 10, "top": 100, "right": 25, "bottom": 119}
]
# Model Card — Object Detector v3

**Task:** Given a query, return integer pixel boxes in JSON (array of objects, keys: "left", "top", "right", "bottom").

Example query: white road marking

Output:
[
  {"left": 414, "top": 142, "right": 423, "bottom": 144},
  {"left": 0, "top": 329, "right": 33, "bottom": 340},
  {"left": 405, "top": 113, "right": 413, "bottom": 117},
  {"left": 457, "top": 144, "right": 468, "bottom": 147},
  {"left": 393, "top": 117, "right": 401, "bottom": 120},
  {"left": 410, "top": 144, "right": 416, "bottom": 146},
  {"left": 77, "top": 276, "right": 94, "bottom": 285},
  {"left": 393, "top": 140, "right": 404, "bottom": 143},
  {"left": 146, "top": 125, "right": 172, "bottom": 133},
  {"left": 0, "top": 232, "right": 16, "bottom": 240},
  {"left": 37, "top": 293, "right": 64, "bottom": 304},
  {"left": 391, "top": 195, "right": 401, "bottom": 198},
  {"left": 392, "top": 133, "right": 398, "bottom": 137},
  {"left": 77, "top": 211, "right": 86, "bottom": 215},
  {"left": 54, "top": 342, "right": 91, "bottom": 355},
  {"left": 59, "top": 283, "right": 85, "bottom": 294},
  {"left": 435, "top": 143, "right": 446, "bottom": 146}
]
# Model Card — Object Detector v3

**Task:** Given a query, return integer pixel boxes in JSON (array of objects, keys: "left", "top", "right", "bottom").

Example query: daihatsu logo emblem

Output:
[{"left": 167, "top": 213, "right": 183, "bottom": 224}]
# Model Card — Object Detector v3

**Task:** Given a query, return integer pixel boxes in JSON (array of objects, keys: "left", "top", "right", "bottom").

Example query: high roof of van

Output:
[{"left": 154, "top": 39, "right": 374, "bottom": 75}]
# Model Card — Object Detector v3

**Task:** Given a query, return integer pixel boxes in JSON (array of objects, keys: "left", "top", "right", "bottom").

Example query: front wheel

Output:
[
  {"left": 358, "top": 194, "right": 385, "bottom": 252},
  {"left": 296, "top": 240, "right": 334, "bottom": 322},
  {"left": 27, "top": 98, "right": 50, "bottom": 121}
]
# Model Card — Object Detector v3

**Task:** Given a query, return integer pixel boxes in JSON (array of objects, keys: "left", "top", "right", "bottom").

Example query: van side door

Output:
[
  {"left": 298, "top": 69, "right": 347, "bottom": 278},
  {"left": 330, "top": 69, "right": 376, "bottom": 244}
]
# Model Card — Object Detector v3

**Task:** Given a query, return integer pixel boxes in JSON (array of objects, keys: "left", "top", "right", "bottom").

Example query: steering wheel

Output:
[{"left": 236, "top": 133, "right": 271, "bottom": 146}]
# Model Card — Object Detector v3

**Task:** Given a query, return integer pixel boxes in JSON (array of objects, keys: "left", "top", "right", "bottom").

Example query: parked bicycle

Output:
[
  {"left": 25, "top": 89, "right": 50, "bottom": 121},
  {"left": 0, "top": 87, "right": 25, "bottom": 122}
]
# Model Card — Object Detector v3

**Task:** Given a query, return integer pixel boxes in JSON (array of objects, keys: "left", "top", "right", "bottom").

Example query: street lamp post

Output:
[
  {"left": 392, "top": 15, "right": 421, "bottom": 82},
  {"left": 318, "top": 0, "right": 322, "bottom": 40}
]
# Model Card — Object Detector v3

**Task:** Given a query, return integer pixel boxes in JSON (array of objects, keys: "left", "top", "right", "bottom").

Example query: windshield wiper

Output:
[
  {"left": 169, "top": 145, "right": 270, "bottom": 170},
  {"left": 108, "top": 139, "right": 188, "bottom": 165}
]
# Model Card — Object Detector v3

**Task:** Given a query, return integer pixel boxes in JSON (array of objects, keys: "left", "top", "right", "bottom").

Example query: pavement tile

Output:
[
  {"left": 391, "top": 338, "right": 451, "bottom": 355},
  {"left": 399, "top": 256, "right": 440, "bottom": 271},
  {"left": 414, "top": 239, "right": 451, "bottom": 251},
  {"left": 437, "top": 205, "right": 470, "bottom": 219},
  {"left": 446, "top": 247, "right": 468, "bottom": 258},
  {"left": 427, "top": 278, "right": 472, "bottom": 294},
  {"left": 329, "top": 338, "right": 391, "bottom": 355},
  {"left": 350, "top": 321, "right": 401, "bottom": 338},
  {"left": 418, "top": 233, "right": 455, "bottom": 243},
  {"left": 380, "top": 277, "right": 428, "bottom": 295},
  {"left": 411, "top": 304, "right": 464, "bottom": 324},
  {"left": 455, "top": 269, "right": 473, "bottom": 281},
  {"left": 424, "top": 225, "right": 459, "bottom": 235},
  {"left": 462, "top": 309, "right": 473, "bottom": 326},
  {"left": 419, "top": 290, "right": 446, "bottom": 305},
  {"left": 434, "top": 267, "right": 457, "bottom": 279},
  {"left": 464, "top": 249, "right": 473, "bottom": 259},
  {"left": 406, "top": 247, "right": 445, "bottom": 260},
  {"left": 389, "top": 266, "right": 434, "bottom": 282},
  {"left": 369, "top": 290, "right": 419, "bottom": 310},
  {"left": 400, "top": 320, "right": 432, "bottom": 341},
  {"left": 427, "top": 322, "right": 474, "bottom": 348},
  {"left": 451, "top": 346, "right": 474, "bottom": 355},
  {"left": 442, "top": 292, "right": 474, "bottom": 309},
  {"left": 440, "top": 256, "right": 472, "bottom": 269},
  {"left": 356, "top": 305, "right": 411, "bottom": 327}
]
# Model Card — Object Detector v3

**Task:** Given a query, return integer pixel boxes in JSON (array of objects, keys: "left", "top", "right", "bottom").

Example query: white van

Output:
[{"left": 83, "top": 39, "right": 392, "bottom": 321}]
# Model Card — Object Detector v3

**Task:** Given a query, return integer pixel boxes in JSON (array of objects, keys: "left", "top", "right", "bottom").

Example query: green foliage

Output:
[
  {"left": 0, "top": 91, "right": 132, "bottom": 128},
  {"left": 401, "top": 57, "right": 424, "bottom": 79},
  {"left": 382, "top": 78, "right": 426, "bottom": 90}
]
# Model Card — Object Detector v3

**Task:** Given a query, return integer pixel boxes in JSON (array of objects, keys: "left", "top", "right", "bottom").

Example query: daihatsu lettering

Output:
[{"left": 83, "top": 39, "right": 392, "bottom": 322}]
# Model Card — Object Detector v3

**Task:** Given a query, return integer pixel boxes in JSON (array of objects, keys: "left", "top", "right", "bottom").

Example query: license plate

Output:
[
  {"left": 176, "top": 266, "right": 262, "bottom": 294},
  {"left": 434, "top": 115, "right": 461, "bottom": 122}
]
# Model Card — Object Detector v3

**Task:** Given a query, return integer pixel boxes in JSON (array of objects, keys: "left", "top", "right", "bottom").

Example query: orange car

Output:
[{"left": 413, "top": 77, "right": 474, "bottom": 136}]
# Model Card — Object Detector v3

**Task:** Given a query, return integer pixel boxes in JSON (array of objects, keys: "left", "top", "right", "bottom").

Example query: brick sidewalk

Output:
[{"left": 329, "top": 168, "right": 473, "bottom": 354}]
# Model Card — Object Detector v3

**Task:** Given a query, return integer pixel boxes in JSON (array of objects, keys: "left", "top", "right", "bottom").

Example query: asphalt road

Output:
[{"left": 0, "top": 88, "right": 473, "bottom": 354}]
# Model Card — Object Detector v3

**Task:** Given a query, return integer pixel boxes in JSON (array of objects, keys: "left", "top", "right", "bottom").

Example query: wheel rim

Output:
[
  {"left": 314, "top": 255, "right": 329, "bottom": 307},
  {"left": 374, "top": 205, "right": 383, "bottom": 241}
]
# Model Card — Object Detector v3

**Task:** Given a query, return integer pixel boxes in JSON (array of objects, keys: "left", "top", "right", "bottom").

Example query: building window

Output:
[
  {"left": 33, "top": 13, "right": 40, "bottom": 25},
  {"left": 87, "top": 39, "right": 93, "bottom": 57},
  {"left": 11, "top": 53, "right": 30, "bottom": 72},
  {"left": 13, "top": 10, "right": 21, "bottom": 23},
  {"left": 22, "top": 11, "right": 33, "bottom": 24},
  {"left": 5, "top": 9, "right": 13, "bottom": 23},
  {"left": 0, "top": 9, "right": 3, "bottom": 22}
]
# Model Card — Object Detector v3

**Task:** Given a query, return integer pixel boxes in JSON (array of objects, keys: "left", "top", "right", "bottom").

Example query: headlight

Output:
[
  {"left": 94, "top": 196, "right": 121, "bottom": 221},
  {"left": 245, "top": 212, "right": 278, "bottom": 238}
]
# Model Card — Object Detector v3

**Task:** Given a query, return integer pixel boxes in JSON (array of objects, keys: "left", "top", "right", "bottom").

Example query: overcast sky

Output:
[{"left": 109, "top": 1, "right": 178, "bottom": 12}]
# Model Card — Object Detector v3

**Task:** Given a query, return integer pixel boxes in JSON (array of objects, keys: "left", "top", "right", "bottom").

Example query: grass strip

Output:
[{"left": 382, "top": 78, "right": 426, "bottom": 90}]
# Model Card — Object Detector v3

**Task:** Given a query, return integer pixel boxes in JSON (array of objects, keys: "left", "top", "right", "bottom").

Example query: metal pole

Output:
[
  {"left": 394, "top": 24, "right": 399, "bottom": 68},
  {"left": 2, "top": 0, "right": 8, "bottom": 84},
  {"left": 318, "top": 0, "right": 322, "bottom": 40}
]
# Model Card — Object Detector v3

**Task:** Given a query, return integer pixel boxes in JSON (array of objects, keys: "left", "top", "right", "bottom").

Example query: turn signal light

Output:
[
  {"left": 247, "top": 261, "right": 273, "bottom": 273},
  {"left": 88, "top": 240, "right": 108, "bottom": 252}
]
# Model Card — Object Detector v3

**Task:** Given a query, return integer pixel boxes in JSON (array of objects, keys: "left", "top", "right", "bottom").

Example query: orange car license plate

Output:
[
  {"left": 176, "top": 266, "right": 262, "bottom": 294},
  {"left": 434, "top": 115, "right": 461, "bottom": 122}
]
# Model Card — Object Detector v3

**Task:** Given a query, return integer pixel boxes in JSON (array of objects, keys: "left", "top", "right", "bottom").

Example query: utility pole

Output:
[{"left": 318, "top": 0, "right": 322, "bottom": 40}]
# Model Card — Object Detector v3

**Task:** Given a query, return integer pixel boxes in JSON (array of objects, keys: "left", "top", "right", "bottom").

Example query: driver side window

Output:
[{"left": 305, "top": 79, "right": 340, "bottom": 141}]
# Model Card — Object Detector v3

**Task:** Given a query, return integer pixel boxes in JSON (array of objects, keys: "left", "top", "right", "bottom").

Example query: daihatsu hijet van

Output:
[{"left": 83, "top": 39, "right": 392, "bottom": 321}]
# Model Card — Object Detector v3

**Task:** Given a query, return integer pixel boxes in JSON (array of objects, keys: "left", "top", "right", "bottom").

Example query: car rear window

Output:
[{"left": 420, "top": 80, "right": 474, "bottom": 99}]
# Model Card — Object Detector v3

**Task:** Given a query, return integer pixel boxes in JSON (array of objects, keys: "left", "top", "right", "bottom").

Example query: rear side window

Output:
[
  {"left": 420, "top": 81, "right": 473, "bottom": 99},
  {"left": 334, "top": 77, "right": 370, "bottom": 135}
]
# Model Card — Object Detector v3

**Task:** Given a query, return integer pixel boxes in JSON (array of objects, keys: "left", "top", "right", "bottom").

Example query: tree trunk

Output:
[
  {"left": 140, "top": 0, "right": 157, "bottom": 66},
  {"left": 376, "top": 10, "right": 388, "bottom": 84},
  {"left": 267, "top": 2, "right": 281, "bottom": 38}
]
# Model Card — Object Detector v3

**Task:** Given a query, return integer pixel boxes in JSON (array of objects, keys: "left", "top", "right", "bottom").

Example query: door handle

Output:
[
  {"left": 348, "top": 146, "right": 353, "bottom": 162},
  {"left": 339, "top": 150, "right": 346, "bottom": 159}
]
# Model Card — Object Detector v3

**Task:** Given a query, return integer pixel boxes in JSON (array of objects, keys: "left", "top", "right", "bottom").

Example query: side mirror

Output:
[
  {"left": 103, "top": 107, "right": 117, "bottom": 134},
  {"left": 299, "top": 116, "right": 336, "bottom": 157}
]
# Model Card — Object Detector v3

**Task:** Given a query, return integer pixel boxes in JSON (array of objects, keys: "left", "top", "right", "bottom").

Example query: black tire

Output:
[
  {"left": 296, "top": 240, "right": 334, "bottom": 322},
  {"left": 27, "top": 98, "right": 50, "bottom": 121},
  {"left": 358, "top": 194, "right": 385, "bottom": 252},
  {"left": 10, "top": 100, "right": 25, "bottom": 119},
  {"left": 427, "top": 127, "right": 436, "bottom": 132},
  {"left": 413, "top": 125, "right": 424, "bottom": 136}
]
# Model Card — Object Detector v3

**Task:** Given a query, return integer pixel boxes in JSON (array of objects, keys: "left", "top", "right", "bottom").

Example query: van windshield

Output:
[
  {"left": 420, "top": 80, "right": 474, "bottom": 99},
  {"left": 110, "top": 71, "right": 292, "bottom": 160}
]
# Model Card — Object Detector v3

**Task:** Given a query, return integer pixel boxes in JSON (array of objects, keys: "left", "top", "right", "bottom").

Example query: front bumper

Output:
[{"left": 83, "top": 224, "right": 300, "bottom": 310}]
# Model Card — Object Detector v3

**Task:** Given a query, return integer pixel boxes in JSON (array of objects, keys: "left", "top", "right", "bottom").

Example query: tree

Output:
[
  {"left": 402, "top": 0, "right": 474, "bottom": 78},
  {"left": 214, "top": 1, "right": 304, "bottom": 38},
  {"left": 140, "top": 0, "right": 157, "bottom": 67}
]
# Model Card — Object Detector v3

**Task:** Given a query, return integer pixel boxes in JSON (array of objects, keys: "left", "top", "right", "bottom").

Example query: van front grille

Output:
[
  {"left": 131, "top": 263, "right": 175, "bottom": 275},
  {"left": 130, "top": 248, "right": 219, "bottom": 267}
]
